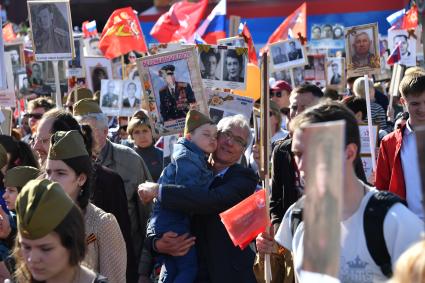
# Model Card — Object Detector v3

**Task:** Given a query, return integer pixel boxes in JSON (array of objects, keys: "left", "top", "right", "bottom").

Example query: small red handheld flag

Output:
[
  {"left": 220, "top": 189, "right": 270, "bottom": 249},
  {"left": 240, "top": 23, "right": 258, "bottom": 65},
  {"left": 99, "top": 7, "right": 147, "bottom": 59},
  {"left": 387, "top": 42, "right": 401, "bottom": 65}
]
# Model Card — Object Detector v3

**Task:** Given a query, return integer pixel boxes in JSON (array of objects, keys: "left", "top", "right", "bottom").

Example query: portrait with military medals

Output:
[
  {"left": 27, "top": 0, "right": 74, "bottom": 61},
  {"left": 345, "top": 23, "right": 380, "bottom": 77},
  {"left": 137, "top": 47, "right": 208, "bottom": 137}
]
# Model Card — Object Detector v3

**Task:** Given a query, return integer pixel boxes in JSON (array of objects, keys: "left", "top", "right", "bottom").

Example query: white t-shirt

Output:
[{"left": 275, "top": 188, "right": 424, "bottom": 283}]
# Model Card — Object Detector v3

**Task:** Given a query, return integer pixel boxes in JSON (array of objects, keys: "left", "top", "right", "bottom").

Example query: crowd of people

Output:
[
  {"left": 0, "top": 8, "right": 424, "bottom": 283},
  {"left": 0, "top": 61, "right": 421, "bottom": 283}
]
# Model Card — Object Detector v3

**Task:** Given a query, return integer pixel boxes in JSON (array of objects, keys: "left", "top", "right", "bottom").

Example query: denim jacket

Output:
[{"left": 147, "top": 138, "right": 213, "bottom": 235}]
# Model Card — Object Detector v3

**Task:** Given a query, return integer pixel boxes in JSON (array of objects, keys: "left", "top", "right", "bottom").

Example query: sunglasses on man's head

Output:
[{"left": 25, "top": 113, "right": 43, "bottom": 120}]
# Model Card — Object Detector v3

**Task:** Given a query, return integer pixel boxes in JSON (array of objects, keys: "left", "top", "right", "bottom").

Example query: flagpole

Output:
[
  {"left": 260, "top": 52, "right": 272, "bottom": 283},
  {"left": 289, "top": 68, "right": 296, "bottom": 88},
  {"left": 363, "top": 75, "right": 376, "bottom": 170},
  {"left": 121, "top": 55, "right": 126, "bottom": 80},
  {"left": 52, "top": 61, "right": 62, "bottom": 109}
]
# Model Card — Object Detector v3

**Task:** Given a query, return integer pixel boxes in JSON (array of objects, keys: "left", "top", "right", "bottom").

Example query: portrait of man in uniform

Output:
[
  {"left": 272, "top": 46, "right": 288, "bottom": 65},
  {"left": 29, "top": 2, "right": 72, "bottom": 55},
  {"left": 158, "top": 64, "right": 195, "bottom": 122},
  {"left": 101, "top": 80, "right": 119, "bottom": 108},
  {"left": 287, "top": 41, "right": 303, "bottom": 61}
]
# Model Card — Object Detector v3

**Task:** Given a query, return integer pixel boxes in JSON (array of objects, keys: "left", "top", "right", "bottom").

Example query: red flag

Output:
[
  {"left": 150, "top": 0, "right": 208, "bottom": 43},
  {"left": 240, "top": 23, "right": 258, "bottom": 65},
  {"left": 99, "top": 7, "right": 147, "bottom": 59},
  {"left": 261, "top": 2, "right": 307, "bottom": 54},
  {"left": 2, "top": 23, "right": 16, "bottom": 42},
  {"left": 402, "top": 4, "right": 418, "bottom": 30},
  {"left": 386, "top": 42, "right": 401, "bottom": 65},
  {"left": 220, "top": 189, "right": 270, "bottom": 249}
]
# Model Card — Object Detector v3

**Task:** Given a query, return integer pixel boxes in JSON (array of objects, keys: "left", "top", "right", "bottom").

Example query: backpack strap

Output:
[
  {"left": 290, "top": 196, "right": 305, "bottom": 236},
  {"left": 363, "top": 191, "right": 406, "bottom": 278}
]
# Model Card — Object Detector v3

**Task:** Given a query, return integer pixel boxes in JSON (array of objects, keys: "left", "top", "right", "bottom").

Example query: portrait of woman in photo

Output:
[{"left": 223, "top": 49, "right": 244, "bottom": 82}]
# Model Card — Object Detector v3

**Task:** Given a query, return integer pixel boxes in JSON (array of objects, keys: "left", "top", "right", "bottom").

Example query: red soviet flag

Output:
[
  {"left": 260, "top": 2, "right": 307, "bottom": 54},
  {"left": 150, "top": 0, "right": 208, "bottom": 43},
  {"left": 240, "top": 22, "right": 258, "bottom": 65},
  {"left": 2, "top": 23, "right": 16, "bottom": 42},
  {"left": 402, "top": 4, "right": 418, "bottom": 30},
  {"left": 220, "top": 189, "right": 270, "bottom": 249},
  {"left": 99, "top": 7, "right": 147, "bottom": 59}
]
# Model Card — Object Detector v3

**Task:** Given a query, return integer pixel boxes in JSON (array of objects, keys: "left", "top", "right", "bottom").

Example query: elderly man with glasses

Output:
[{"left": 139, "top": 114, "right": 258, "bottom": 283}]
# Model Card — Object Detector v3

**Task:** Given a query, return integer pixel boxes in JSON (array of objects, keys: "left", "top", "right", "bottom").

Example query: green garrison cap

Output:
[
  {"left": 16, "top": 179, "right": 74, "bottom": 239},
  {"left": 4, "top": 166, "right": 41, "bottom": 190},
  {"left": 48, "top": 130, "right": 88, "bottom": 160},
  {"left": 0, "top": 144, "right": 7, "bottom": 169},
  {"left": 184, "top": 110, "right": 213, "bottom": 136},
  {"left": 73, "top": 98, "right": 102, "bottom": 116}
]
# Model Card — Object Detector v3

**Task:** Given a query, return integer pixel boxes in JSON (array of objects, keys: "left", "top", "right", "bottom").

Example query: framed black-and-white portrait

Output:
[
  {"left": 217, "top": 36, "right": 246, "bottom": 47},
  {"left": 84, "top": 56, "right": 113, "bottom": 93},
  {"left": 326, "top": 57, "right": 346, "bottom": 92},
  {"left": 67, "top": 37, "right": 84, "bottom": 78},
  {"left": 198, "top": 44, "right": 248, "bottom": 90},
  {"left": 100, "top": 79, "right": 122, "bottom": 115},
  {"left": 83, "top": 36, "right": 103, "bottom": 57},
  {"left": 121, "top": 80, "right": 143, "bottom": 116},
  {"left": 137, "top": 47, "right": 208, "bottom": 137},
  {"left": 270, "top": 39, "right": 307, "bottom": 71},
  {"left": 4, "top": 40, "right": 25, "bottom": 72},
  {"left": 29, "top": 61, "right": 45, "bottom": 87},
  {"left": 305, "top": 54, "right": 327, "bottom": 88},
  {"left": 27, "top": 0, "right": 74, "bottom": 61},
  {"left": 163, "top": 134, "right": 179, "bottom": 167},
  {"left": 388, "top": 29, "right": 416, "bottom": 67},
  {"left": 345, "top": 23, "right": 380, "bottom": 77}
]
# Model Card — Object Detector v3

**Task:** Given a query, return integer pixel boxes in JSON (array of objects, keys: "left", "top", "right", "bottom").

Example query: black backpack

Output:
[{"left": 290, "top": 191, "right": 406, "bottom": 278}]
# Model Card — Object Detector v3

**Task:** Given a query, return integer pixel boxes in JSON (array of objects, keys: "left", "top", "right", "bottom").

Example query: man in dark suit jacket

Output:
[
  {"left": 122, "top": 81, "right": 141, "bottom": 108},
  {"left": 140, "top": 115, "right": 258, "bottom": 283},
  {"left": 158, "top": 65, "right": 195, "bottom": 121}
]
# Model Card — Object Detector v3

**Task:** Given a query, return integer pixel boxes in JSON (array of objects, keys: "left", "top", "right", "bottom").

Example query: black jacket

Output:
[{"left": 157, "top": 164, "right": 259, "bottom": 283}]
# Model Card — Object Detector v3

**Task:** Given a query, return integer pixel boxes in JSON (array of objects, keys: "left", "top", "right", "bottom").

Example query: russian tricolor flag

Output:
[
  {"left": 386, "top": 8, "right": 405, "bottom": 30},
  {"left": 192, "top": 0, "right": 226, "bottom": 44},
  {"left": 387, "top": 42, "right": 401, "bottom": 65}
]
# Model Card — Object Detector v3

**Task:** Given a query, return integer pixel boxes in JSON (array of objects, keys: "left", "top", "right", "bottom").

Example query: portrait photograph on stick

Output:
[
  {"left": 326, "top": 57, "right": 346, "bottom": 92},
  {"left": 217, "top": 36, "right": 247, "bottom": 47},
  {"left": 304, "top": 54, "right": 327, "bottom": 88},
  {"left": 388, "top": 29, "right": 417, "bottom": 67},
  {"left": 345, "top": 23, "right": 380, "bottom": 77},
  {"left": 4, "top": 40, "right": 25, "bottom": 72},
  {"left": 270, "top": 39, "right": 308, "bottom": 71},
  {"left": 27, "top": 0, "right": 74, "bottom": 61},
  {"left": 121, "top": 80, "right": 143, "bottom": 116},
  {"left": 67, "top": 37, "right": 84, "bottom": 78},
  {"left": 198, "top": 44, "right": 248, "bottom": 90},
  {"left": 84, "top": 56, "right": 113, "bottom": 93},
  {"left": 137, "top": 47, "right": 208, "bottom": 137},
  {"left": 100, "top": 79, "right": 122, "bottom": 115}
]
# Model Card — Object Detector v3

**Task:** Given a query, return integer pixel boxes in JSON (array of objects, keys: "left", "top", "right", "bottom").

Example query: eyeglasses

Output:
[
  {"left": 270, "top": 91, "right": 283, "bottom": 98},
  {"left": 166, "top": 72, "right": 174, "bottom": 76},
  {"left": 219, "top": 130, "right": 247, "bottom": 148},
  {"left": 24, "top": 113, "right": 43, "bottom": 120}
]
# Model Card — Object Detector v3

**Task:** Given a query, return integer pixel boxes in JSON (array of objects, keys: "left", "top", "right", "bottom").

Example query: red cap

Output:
[{"left": 271, "top": 80, "right": 292, "bottom": 93}]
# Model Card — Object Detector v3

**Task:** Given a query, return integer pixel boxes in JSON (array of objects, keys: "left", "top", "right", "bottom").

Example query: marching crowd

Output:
[{"left": 0, "top": 54, "right": 423, "bottom": 283}]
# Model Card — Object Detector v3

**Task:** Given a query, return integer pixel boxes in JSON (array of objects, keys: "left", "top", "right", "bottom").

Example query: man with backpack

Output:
[{"left": 258, "top": 101, "right": 423, "bottom": 282}]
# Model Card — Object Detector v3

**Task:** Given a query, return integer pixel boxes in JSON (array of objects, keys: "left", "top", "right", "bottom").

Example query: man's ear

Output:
[
  {"left": 345, "top": 143, "right": 358, "bottom": 163},
  {"left": 400, "top": 96, "right": 406, "bottom": 106}
]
